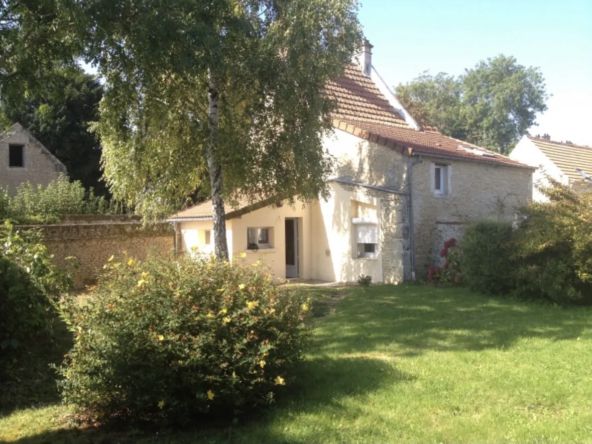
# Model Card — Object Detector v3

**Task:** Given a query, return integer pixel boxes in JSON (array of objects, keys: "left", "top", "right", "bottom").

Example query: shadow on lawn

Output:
[
  {"left": 12, "top": 355, "right": 411, "bottom": 444},
  {"left": 0, "top": 317, "right": 72, "bottom": 418},
  {"left": 314, "top": 284, "right": 592, "bottom": 355}
]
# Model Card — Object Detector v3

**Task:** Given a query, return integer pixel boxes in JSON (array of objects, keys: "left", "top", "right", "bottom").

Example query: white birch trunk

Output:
[{"left": 207, "top": 71, "right": 229, "bottom": 260}]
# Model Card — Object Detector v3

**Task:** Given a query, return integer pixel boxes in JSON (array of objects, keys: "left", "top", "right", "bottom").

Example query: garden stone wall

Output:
[{"left": 22, "top": 217, "right": 174, "bottom": 289}]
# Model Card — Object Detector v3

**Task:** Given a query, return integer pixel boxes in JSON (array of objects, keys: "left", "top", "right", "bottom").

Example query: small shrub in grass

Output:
[
  {"left": 0, "top": 221, "right": 72, "bottom": 381},
  {"left": 58, "top": 254, "right": 311, "bottom": 426},
  {"left": 357, "top": 274, "right": 372, "bottom": 287},
  {"left": 462, "top": 220, "right": 514, "bottom": 295}
]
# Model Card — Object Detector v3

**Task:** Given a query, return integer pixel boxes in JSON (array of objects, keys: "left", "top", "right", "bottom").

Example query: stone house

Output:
[
  {"left": 0, "top": 123, "right": 67, "bottom": 195},
  {"left": 510, "top": 135, "right": 592, "bottom": 201},
  {"left": 169, "top": 42, "right": 534, "bottom": 283}
]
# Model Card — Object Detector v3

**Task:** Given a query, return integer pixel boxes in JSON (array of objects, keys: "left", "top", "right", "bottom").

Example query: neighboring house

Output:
[
  {"left": 510, "top": 135, "right": 592, "bottom": 201},
  {"left": 0, "top": 123, "right": 67, "bottom": 195},
  {"left": 169, "top": 41, "right": 534, "bottom": 283}
]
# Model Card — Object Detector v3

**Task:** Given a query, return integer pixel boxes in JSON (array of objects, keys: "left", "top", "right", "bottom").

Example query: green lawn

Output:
[{"left": 2, "top": 284, "right": 592, "bottom": 443}]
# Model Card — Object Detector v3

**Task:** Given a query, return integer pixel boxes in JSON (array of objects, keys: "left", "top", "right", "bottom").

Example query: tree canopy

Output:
[
  {"left": 396, "top": 55, "right": 548, "bottom": 154},
  {"left": 84, "top": 0, "right": 361, "bottom": 258},
  {"left": 1, "top": 66, "right": 106, "bottom": 195},
  {"left": 1, "top": 0, "right": 362, "bottom": 259}
]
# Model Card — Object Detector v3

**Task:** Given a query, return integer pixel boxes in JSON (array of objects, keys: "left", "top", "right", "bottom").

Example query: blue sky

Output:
[{"left": 358, "top": 0, "right": 592, "bottom": 146}]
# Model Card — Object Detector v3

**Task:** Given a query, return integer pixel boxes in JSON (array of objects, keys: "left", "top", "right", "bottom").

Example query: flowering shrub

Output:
[
  {"left": 58, "top": 254, "right": 311, "bottom": 426},
  {"left": 428, "top": 238, "right": 462, "bottom": 285}
]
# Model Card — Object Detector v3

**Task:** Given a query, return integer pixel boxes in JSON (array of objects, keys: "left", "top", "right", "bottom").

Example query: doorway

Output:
[{"left": 285, "top": 218, "right": 299, "bottom": 278}]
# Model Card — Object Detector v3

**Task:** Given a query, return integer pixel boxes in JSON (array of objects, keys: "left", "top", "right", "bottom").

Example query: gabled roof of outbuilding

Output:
[{"left": 528, "top": 136, "right": 592, "bottom": 181}]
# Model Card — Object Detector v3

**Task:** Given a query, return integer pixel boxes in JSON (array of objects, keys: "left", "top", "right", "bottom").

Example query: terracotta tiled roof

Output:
[
  {"left": 328, "top": 65, "right": 533, "bottom": 169},
  {"left": 528, "top": 136, "right": 592, "bottom": 182},
  {"left": 334, "top": 119, "right": 534, "bottom": 169},
  {"left": 326, "top": 64, "right": 410, "bottom": 128}
]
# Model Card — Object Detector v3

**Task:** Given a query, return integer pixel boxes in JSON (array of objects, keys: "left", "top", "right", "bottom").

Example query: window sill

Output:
[
  {"left": 246, "top": 248, "right": 276, "bottom": 254},
  {"left": 432, "top": 192, "right": 450, "bottom": 198},
  {"left": 354, "top": 256, "right": 379, "bottom": 261}
]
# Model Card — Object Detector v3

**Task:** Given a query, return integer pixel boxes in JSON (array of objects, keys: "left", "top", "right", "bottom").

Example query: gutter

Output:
[{"left": 407, "top": 154, "right": 423, "bottom": 280}]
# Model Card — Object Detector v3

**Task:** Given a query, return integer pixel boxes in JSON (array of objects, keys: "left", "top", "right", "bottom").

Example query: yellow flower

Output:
[
  {"left": 158, "top": 400, "right": 165, "bottom": 409},
  {"left": 260, "top": 360, "right": 266, "bottom": 368},
  {"left": 158, "top": 335, "right": 164, "bottom": 341},
  {"left": 137, "top": 279, "right": 147, "bottom": 287},
  {"left": 274, "top": 376, "right": 285, "bottom": 386},
  {"left": 206, "top": 312, "right": 215, "bottom": 319},
  {"left": 301, "top": 304, "right": 309, "bottom": 312},
  {"left": 216, "top": 288, "right": 225, "bottom": 293},
  {"left": 207, "top": 390, "right": 215, "bottom": 400},
  {"left": 220, "top": 308, "right": 228, "bottom": 315},
  {"left": 240, "top": 252, "right": 247, "bottom": 258},
  {"left": 238, "top": 284, "right": 246, "bottom": 290},
  {"left": 223, "top": 317, "right": 231, "bottom": 324},
  {"left": 246, "top": 300, "right": 259, "bottom": 309},
  {"left": 128, "top": 259, "right": 135, "bottom": 266},
  {"left": 108, "top": 255, "right": 114, "bottom": 262}
]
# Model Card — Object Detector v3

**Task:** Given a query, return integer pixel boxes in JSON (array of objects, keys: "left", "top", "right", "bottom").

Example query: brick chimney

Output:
[{"left": 356, "top": 39, "right": 373, "bottom": 76}]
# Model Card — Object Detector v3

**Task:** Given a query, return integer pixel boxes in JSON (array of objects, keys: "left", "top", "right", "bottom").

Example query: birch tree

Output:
[{"left": 72, "top": 0, "right": 361, "bottom": 259}]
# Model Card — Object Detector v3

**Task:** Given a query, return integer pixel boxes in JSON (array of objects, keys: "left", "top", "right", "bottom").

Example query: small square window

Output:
[
  {"left": 205, "top": 230, "right": 211, "bottom": 245},
  {"left": 9, "top": 144, "right": 24, "bottom": 167},
  {"left": 247, "top": 227, "right": 272, "bottom": 249},
  {"left": 355, "top": 224, "right": 378, "bottom": 258}
]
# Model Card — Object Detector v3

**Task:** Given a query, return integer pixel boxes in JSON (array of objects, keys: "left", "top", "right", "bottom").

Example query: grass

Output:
[{"left": 2, "top": 284, "right": 592, "bottom": 443}]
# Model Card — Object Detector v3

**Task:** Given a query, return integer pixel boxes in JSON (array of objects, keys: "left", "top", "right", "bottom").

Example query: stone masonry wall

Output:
[
  {"left": 0, "top": 124, "right": 66, "bottom": 195},
  {"left": 411, "top": 157, "right": 533, "bottom": 276},
  {"left": 325, "top": 129, "right": 407, "bottom": 188},
  {"left": 24, "top": 219, "right": 174, "bottom": 289}
]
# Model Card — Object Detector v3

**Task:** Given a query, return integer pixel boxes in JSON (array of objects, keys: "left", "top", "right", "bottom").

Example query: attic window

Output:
[{"left": 9, "top": 144, "right": 24, "bottom": 167}]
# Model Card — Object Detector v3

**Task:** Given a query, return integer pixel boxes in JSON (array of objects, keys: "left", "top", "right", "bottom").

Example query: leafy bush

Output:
[
  {"left": 0, "top": 175, "right": 112, "bottom": 224},
  {"left": 462, "top": 220, "right": 514, "bottom": 295},
  {"left": 0, "top": 221, "right": 72, "bottom": 379},
  {"left": 59, "top": 255, "right": 311, "bottom": 426},
  {"left": 511, "top": 180, "right": 592, "bottom": 303},
  {"left": 428, "top": 238, "right": 462, "bottom": 285},
  {"left": 357, "top": 274, "right": 372, "bottom": 287}
]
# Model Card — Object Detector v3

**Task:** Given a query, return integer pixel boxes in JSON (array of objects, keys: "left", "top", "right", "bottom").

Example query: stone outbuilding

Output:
[
  {"left": 169, "top": 41, "right": 534, "bottom": 283},
  {"left": 0, "top": 123, "right": 67, "bottom": 194}
]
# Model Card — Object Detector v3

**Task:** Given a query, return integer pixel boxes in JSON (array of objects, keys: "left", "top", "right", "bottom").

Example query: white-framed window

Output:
[
  {"left": 247, "top": 227, "right": 273, "bottom": 249},
  {"left": 355, "top": 224, "right": 378, "bottom": 258},
  {"left": 434, "top": 164, "right": 449, "bottom": 195}
]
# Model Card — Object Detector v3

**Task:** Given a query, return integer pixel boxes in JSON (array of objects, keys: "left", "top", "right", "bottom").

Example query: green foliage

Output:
[
  {"left": 462, "top": 220, "right": 514, "bottom": 295},
  {"left": 357, "top": 274, "right": 372, "bottom": 287},
  {"left": 0, "top": 221, "right": 72, "bottom": 380},
  {"left": 511, "top": 180, "right": 592, "bottom": 303},
  {"left": 58, "top": 254, "right": 311, "bottom": 426},
  {"left": 396, "top": 55, "right": 548, "bottom": 154},
  {"left": 87, "top": 0, "right": 362, "bottom": 222},
  {"left": 0, "top": 66, "right": 106, "bottom": 195},
  {"left": 0, "top": 175, "right": 110, "bottom": 224}
]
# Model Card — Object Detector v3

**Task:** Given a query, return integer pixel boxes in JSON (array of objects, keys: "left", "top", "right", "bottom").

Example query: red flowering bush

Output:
[{"left": 428, "top": 238, "right": 462, "bottom": 285}]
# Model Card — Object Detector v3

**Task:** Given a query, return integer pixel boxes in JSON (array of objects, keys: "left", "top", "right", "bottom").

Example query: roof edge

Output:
[{"left": 411, "top": 150, "right": 537, "bottom": 170}]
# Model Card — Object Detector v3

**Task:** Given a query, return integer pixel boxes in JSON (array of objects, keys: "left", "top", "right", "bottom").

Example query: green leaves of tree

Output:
[{"left": 396, "top": 55, "right": 548, "bottom": 154}]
